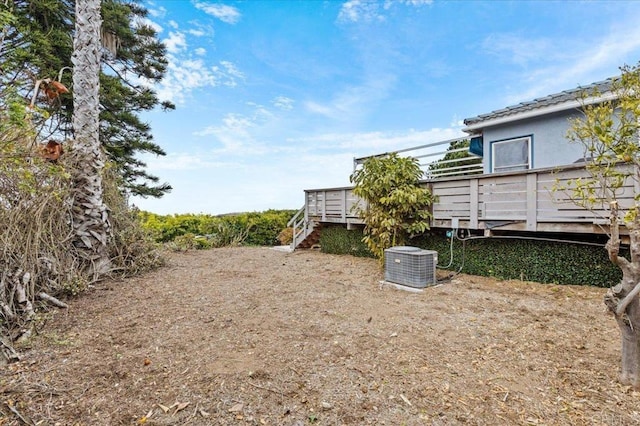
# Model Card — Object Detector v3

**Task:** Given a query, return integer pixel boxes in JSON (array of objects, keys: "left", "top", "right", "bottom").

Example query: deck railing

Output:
[
  {"left": 353, "top": 136, "right": 483, "bottom": 179},
  {"left": 302, "top": 163, "right": 635, "bottom": 235}
]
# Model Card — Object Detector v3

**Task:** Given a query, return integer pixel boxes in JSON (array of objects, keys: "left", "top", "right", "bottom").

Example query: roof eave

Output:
[{"left": 463, "top": 92, "right": 618, "bottom": 133}]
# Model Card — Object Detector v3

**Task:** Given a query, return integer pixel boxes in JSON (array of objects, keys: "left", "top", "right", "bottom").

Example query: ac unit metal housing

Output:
[{"left": 384, "top": 246, "right": 438, "bottom": 288}]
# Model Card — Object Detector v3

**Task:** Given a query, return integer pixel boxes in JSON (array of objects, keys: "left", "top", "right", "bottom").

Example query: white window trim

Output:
[{"left": 491, "top": 136, "right": 532, "bottom": 173}]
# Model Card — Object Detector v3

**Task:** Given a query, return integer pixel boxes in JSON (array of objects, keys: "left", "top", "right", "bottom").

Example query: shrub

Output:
[
  {"left": 277, "top": 227, "right": 294, "bottom": 245},
  {"left": 319, "top": 226, "right": 374, "bottom": 258},
  {"left": 139, "top": 209, "right": 297, "bottom": 248},
  {"left": 319, "top": 226, "right": 621, "bottom": 287}
]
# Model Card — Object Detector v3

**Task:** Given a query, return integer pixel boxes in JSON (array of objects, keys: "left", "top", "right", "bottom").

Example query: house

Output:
[
  {"left": 463, "top": 79, "right": 614, "bottom": 174},
  {"left": 289, "top": 79, "right": 632, "bottom": 249}
]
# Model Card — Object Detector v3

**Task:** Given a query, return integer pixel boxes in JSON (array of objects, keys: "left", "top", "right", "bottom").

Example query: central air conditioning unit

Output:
[{"left": 384, "top": 246, "right": 438, "bottom": 288}]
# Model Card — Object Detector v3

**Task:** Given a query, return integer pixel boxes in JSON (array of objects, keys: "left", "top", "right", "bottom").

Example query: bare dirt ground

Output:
[{"left": 1, "top": 246, "right": 639, "bottom": 425}]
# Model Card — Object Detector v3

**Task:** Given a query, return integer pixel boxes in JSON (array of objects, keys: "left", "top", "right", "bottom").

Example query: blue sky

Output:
[{"left": 133, "top": 0, "right": 640, "bottom": 215}]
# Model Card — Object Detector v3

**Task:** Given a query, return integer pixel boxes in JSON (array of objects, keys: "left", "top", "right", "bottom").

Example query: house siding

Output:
[{"left": 481, "top": 110, "right": 585, "bottom": 174}]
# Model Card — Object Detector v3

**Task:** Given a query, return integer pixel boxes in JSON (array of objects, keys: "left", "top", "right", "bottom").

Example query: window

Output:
[{"left": 491, "top": 136, "right": 531, "bottom": 173}]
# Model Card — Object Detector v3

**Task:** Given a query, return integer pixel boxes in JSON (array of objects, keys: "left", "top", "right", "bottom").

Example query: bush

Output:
[
  {"left": 320, "top": 226, "right": 622, "bottom": 287},
  {"left": 139, "top": 209, "right": 297, "bottom": 248},
  {"left": 319, "top": 226, "right": 374, "bottom": 258},
  {"left": 277, "top": 227, "right": 293, "bottom": 245}
]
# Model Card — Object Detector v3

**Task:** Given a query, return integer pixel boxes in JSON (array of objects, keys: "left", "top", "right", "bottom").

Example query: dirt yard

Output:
[{"left": 1, "top": 247, "right": 639, "bottom": 425}]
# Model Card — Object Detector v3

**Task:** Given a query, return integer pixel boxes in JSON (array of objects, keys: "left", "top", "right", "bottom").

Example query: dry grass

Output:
[{"left": 1, "top": 247, "right": 638, "bottom": 425}]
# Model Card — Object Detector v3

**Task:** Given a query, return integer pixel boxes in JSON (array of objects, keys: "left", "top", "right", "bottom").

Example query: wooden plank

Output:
[
  {"left": 431, "top": 179, "right": 474, "bottom": 190},
  {"left": 433, "top": 186, "right": 472, "bottom": 196},
  {"left": 478, "top": 175, "right": 527, "bottom": 187},
  {"left": 434, "top": 194, "right": 471, "bottom": 203},
  {"left": 470, "top": 179, "right": 479, "bottom": 229},
  {"left": 433, "top": 203, "right": 472, "bottom": 212},
  {"left": 526, "top": 173, "right": 537, "bottom": 231}
]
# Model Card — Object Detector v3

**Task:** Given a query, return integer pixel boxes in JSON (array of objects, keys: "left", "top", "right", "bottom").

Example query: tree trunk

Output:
[
  {"left": 604, "top": 203, "right": 640, "bottom": 388},
  {"left": 70, "top": 0, "right": 111, "bottom": 275}
]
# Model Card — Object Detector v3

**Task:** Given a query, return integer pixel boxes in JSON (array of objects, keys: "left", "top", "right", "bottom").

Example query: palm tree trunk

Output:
[{"left": 70, "top": 0, "right": 111, "bottom": 275}]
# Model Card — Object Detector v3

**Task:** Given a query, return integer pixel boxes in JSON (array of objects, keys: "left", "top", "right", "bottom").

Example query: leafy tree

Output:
[
  {"left": 428, "top": 139, "right": 482, "bottom": 177},
  {"left": 350, "top": 153, "right": 435, "bottom": 260},
  {"left": 562, "top": 63, "right": 640, "bottom": 389}
]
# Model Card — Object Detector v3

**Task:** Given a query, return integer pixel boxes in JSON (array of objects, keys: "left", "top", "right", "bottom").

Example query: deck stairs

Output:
[{"left": 288, "top": 206, "right": 321, "bottom": 250}]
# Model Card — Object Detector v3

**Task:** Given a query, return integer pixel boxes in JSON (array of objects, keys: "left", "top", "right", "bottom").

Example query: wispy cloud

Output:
[
  {"left": 273, "top": 96, "right": 294, "bottom": 111},
  {"left": 147, "top": 5, "right": 167, "bottom": 18},
  {"left": 338, "top": 0, "right": 432, "bottom": 23},
  {"left": 193, "top": 105, "right": 274, "bottom": 155},
  {"left": 139, "top": 152, "right": 240, "bottom": 171},
  {"left": 481, "top": 33, "right": 554, "bottom": 67},
  {"left": 337, "top": 0, "right": 384, "bottom": 23},
  {"left": 501, "top": 18, "right": 640, "bottom": 104},
  {"left": 163, "top": 31, "right": 187, "bottom": 53},
  {"left": 304, "top": 74, "right": 396, "bottom": 123},
  {"left": 156, "top": 58, "right": 244, "bottom": 103},
  {"left": 194, "top": 2, "right": 241, "bottom": 24},
  {"left": 292, "top": 127, "right": 464, "bottom": 155}
]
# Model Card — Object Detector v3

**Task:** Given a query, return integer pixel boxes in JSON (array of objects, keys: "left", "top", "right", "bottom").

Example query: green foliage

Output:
[
  {"left": 560, "top": 63, "right": 640, "bottom": 216},
  {"left": 319, "top": 226, "right": 374, "bottom": 258},
  {"left": 350, "top": 153, "right": 435, "bottom": 260},
  {"left": 428, "top": 139, "right": 482, "bottom": 176},
  {"left": 1, "top": 0, "right": 173, "bottom": 198},
  {"left": 415, "top": 232, "right": 621, "bottom": 287},
  {"left": 319, "top": 227, "right": 620, "bottom": 286},
  {"left": 277, "top": 227, "right": 294, "bottom": 245},
  {"left": 138, "top": 209, "right": 297, "bottom": 248}
]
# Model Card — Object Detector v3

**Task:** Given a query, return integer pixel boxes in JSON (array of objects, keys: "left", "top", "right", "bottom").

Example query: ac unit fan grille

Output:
[{"left": 384, "top": 246, "right": 438, "bottom": 288}]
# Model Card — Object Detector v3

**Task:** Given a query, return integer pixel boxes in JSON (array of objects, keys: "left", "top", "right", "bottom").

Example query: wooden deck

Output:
[{"left": 301, "top": 163, "right": 635, "bottom": 238}]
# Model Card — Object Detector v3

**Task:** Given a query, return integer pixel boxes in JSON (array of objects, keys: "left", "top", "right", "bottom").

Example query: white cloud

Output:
[
  {"left": 168, "top": 20, "right": 179, "bottom": 29},
  {"left": 482, "top": 34, "right": 553, "bottom": 67},
  {"left": 272, "top": 96, "right": 294, "bottom": 111},
  {"left": 385, "top": 0, "right": 433, "bottom": 7},
  {"left": 338, "top": 0, "right": 432, "bottom": 23},
  {"left": 194, "top": 47, "right": 207, "bottom": 56},
  {"left": 189, "top": 29, "right": 206, "bottom": 37},
  {"left": 139, "top": 16, "right": 163, "bottom": 34},
  {"left": 304, "top": 74, "right": 396, "bottom": 122},
  {"left": 147, "top": 5, "right": 167, "bottom": 18},
  {"left": 502, "top": 19, "right": 640, "bottom": 104},
  {"left": 163, "top": 31, "right": 187, "bottom": 53},
  {"left": 139, "top": 152, "right": 238, "bottom": 171},
  {"left": 293, "top": 127, "right": 464, "bottom": 155},
  {"left": 193, "top": 112, "right": 267, "bottom": 154},
  {"left": 338, "top": 0, "right": 384, "bottom": 23},
  {"left": 155, "top": 59, "right": 244, "bottom": 104},
  {"left": 218, "top": 61, "right": 244, "bottom": 85},
  {"left": 194, "top": 2, "right": 241, "bottom": 24}
]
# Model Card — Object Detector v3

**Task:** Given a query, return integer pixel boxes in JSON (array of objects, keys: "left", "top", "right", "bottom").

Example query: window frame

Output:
[{"left": 490, "top": 135, "right": 533, "bottom": 173}]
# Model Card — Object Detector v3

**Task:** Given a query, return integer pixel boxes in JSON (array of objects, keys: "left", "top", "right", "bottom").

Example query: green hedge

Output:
[
  {"left": 319, "top": 225, "right": 374, "bottom": 258},
  {"left": 319, "top": 226, "right": 623, "bottom": 287},
  {"left": 139, "top": 209, "right": 297, "bottom": 247}
]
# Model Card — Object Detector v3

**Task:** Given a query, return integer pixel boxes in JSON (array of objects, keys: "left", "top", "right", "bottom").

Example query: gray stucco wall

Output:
[{"left": 481, "top": 110, "right": 585, "bottom": 174}]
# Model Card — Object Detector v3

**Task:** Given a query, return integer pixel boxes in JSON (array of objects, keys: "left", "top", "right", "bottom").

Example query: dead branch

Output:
[
  {"left": 3, "top": 401, "right": 36, "bottom": 426},
  {"left": 1, "top": 335, "right": 20, "bottom": 364},
  {"left": 37, "top": 292, "right": 68, "bottom": 308}
]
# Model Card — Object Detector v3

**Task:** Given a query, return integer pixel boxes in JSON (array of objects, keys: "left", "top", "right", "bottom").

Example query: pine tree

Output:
[{"left": 1, "top": 0, "right": 173, "bottom": 197}]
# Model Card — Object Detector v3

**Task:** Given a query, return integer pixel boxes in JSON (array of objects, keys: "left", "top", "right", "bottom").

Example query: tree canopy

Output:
[{"left": 350, "top": 153, "right": 435, "bottom": 260}]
